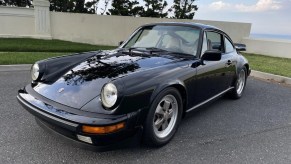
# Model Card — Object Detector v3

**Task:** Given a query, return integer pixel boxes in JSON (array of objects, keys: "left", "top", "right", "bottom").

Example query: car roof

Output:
[{"left": 142, "top": 22, "right": 222, "bottom": 31}]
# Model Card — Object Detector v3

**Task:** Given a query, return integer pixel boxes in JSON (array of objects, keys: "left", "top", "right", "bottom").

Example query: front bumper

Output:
[{"left": 17, "top": 86, "right": 143, "bottom": 151}]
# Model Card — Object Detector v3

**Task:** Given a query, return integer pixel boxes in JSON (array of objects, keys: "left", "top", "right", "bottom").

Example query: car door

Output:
[
  {"left": 189, "top": 31, "right": 232, "bottom": 107},
  {"left": 220, "top": 35, "right": 237, "bottom": 89}
]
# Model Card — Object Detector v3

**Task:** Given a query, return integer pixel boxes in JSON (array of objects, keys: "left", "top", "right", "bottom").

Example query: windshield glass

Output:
[{"left": 123, "top": 25, "right": 201, "bottom": 56}]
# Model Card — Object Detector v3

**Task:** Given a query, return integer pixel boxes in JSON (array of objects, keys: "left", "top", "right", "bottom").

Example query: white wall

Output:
[
  {"left": 50, "top": 12, "right": 251, "bottom": 46},
  {"left": 0, "top": 6, "right": 35, "bottom": 37},
  {"left": 242, "top": 38, "right": 291, "bottom": 59}
]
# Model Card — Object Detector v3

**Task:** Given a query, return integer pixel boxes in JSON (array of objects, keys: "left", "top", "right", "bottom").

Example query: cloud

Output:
[
  {"left": 235, "top": 0, "right": 282, "bottom": 12},
  {"left": 209, "top": 1, "right": 231, "bottom": 10},
  {"left": 209, "top": 0, "right": 282, "bottom": 12}
]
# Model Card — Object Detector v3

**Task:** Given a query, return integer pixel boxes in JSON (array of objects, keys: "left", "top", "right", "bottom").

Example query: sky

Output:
[
  {"left": 97, "top": 0, "right": 291, "bottom": 35},
  {"left": 193, "top": 0, "right": 291, "bottom": 35}
]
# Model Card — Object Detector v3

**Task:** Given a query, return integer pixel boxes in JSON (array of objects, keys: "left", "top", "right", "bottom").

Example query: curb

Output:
[
  {"left": 250, "top": 70, "right": 291, "bottom": 85},
  {"left": 0, "top": 64, "right": 32, "bottom": 72}
]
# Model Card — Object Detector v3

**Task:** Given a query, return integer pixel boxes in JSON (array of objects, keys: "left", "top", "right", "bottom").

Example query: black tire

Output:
[
  {"left": 228, "top": 66, "right": 247, "bottom": 99},
  {"left": 143, "top": 87, "right": 183, "bottom": 147}
]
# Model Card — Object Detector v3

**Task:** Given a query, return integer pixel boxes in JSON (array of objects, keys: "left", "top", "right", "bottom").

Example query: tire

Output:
[
  {"left": 228, "top": 66, "right": 247, "bottom": 99},
  {"left": 143, "top": 87, "right": 183, "bottom": 147}
]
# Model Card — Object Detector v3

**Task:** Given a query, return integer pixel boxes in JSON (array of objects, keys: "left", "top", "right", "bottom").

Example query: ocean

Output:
[{"left": 250, "top": 33, "right": 291, "bottom": 41}]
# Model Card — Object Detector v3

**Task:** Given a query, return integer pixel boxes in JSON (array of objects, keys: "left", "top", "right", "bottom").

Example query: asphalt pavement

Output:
[{"left": 1, "top": 70, "right": 291, "bottom": 164}]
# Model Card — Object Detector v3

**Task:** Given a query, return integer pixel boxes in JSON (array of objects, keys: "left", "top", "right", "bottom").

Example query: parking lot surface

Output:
[{"left": 1, "top": 70, "right": 291, "bottom": 164}]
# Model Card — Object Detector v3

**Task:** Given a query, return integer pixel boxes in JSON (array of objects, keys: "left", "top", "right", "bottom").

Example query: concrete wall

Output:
[
  {"left": 0, "top": 6, "right": 35, "bottom": 37},
  {"left": 50, "top": 12, "right": 251, "bottom": 46},
  {"left": 242, "top": 38, "right": 291, "bottom": 59}
]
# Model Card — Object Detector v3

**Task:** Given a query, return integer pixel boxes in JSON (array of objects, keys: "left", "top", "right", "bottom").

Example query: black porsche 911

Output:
[{"left": 17, "top": 22, "right": 250, "bottom": 150}]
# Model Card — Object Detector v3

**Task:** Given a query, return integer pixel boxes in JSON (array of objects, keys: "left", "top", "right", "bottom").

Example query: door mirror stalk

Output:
[{"left": 119, "top": 41, "right": 124, "bottom": 46}]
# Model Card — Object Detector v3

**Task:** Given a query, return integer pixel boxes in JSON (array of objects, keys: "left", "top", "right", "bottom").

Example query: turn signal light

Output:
[{"left": 82, "top": 122, "right": 125, "bottom": 134}]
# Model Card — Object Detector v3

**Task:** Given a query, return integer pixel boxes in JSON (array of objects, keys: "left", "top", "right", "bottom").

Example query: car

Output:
[{"left": 17, "top": 22, "right": 251, "bottom": 150}]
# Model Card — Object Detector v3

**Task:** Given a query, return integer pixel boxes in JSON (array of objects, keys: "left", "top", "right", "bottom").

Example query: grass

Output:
[
  {"left": 0, "top": 38, "right": 117, "bottom": 65},
  {"left": 0, "top": 52, "right": 68, "bottom": 65},
  {"left": 243, "top": 53, "right": 291, "bottom": 78},
  {"left": 0, "top": 38, "right": 116, "bottom": 52}
]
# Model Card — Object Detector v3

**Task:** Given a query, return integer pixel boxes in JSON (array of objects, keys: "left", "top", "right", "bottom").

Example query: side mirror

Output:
[
  {"left": 234, "top": 43, "right": 246, "bottom": 51},
  {"left": 191, "top": 51, "right": 221, "bottom": 68},
  {"left": 119, "top": 41, "right": 124, "bottom": 46},
  {"left": 201, "top": 50, "right": 222, "bottom": 61}
]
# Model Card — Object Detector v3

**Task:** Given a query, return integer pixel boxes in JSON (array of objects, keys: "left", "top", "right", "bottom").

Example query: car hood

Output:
[{"left": 33, "top": 49, "right": 185, "bottom": 109}]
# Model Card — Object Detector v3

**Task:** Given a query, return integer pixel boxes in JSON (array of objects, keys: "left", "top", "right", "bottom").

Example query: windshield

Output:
[{"left": 123, "top": 25, "right": 201, "bottom": 57}]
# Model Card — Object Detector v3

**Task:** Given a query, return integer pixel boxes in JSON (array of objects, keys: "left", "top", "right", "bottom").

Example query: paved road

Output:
[{"left": 1, "top": 70, "right": 291, "bottom": 164}]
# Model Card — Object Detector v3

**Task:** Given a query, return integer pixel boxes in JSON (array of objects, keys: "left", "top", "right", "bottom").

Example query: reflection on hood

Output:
[
  {"left": 61, "top": 50, "right": 182, "bottom": 86},
  {"left": 63, "top": 54, "right": 142, "bottom": 85}
]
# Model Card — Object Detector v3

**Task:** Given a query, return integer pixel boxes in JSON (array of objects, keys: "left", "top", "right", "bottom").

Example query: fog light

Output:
[
  {"left": 77, "top": 134, "right": 93, "bottom": 144},
  {"left": 82, "top": 122, "right": 125, "bottom": 134}
]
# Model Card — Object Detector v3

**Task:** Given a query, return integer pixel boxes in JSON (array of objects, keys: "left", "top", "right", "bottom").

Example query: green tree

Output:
[
  {"left": 0, "top": 0, "right": 32, "bottom": 7},
  {"left": 171, "top": 0, "right": 198, "bottom": 19},
  {"left": 49, "top": 0, "right": 75, "bottom": 12},
  {"left": 108, "top": 0, "right": 143, "bottom": 16},
  {"left": 140, "top": 0, "right": 168, "bottom": 18},
  {"left": 49, "top": 0, "right": 97, "bottom": 14}
]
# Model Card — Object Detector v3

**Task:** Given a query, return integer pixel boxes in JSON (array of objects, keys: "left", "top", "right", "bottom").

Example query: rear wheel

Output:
[
  {"left": 143, "top": 88, "right": 183, "bottom": 147},
  {"left": 229, "top": 66, "right": 247, "bottom": 99}
]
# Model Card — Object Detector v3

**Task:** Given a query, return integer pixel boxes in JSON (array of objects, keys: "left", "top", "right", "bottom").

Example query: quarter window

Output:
[{"left": 225, "top": 37, "right": 234, "bottom": 53}]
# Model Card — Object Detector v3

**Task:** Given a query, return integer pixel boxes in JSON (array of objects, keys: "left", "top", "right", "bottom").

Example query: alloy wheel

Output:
[{"left": 153, "top": 94, "right": 178, "bottom": 138}]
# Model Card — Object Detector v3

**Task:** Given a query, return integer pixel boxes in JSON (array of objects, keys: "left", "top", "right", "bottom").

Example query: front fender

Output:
[{"left": 115, "top": 65, "right": 190, "bottom": 115}]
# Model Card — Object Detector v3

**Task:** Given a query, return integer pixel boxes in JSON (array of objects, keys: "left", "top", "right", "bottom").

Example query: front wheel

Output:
[
  {"left": 143, "top": 88, "right": 183, "bottom": 147},
  {"left": 229, "top": 66, "right": 247, "bottom": 99}
]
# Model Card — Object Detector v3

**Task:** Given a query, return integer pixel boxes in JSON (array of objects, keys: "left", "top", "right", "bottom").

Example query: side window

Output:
[
  {"left": 205, "top": 31, "right": 223, "bottom": 51},
  {"left": 225, "top": 37, "right": 234, "bottom": 53}
]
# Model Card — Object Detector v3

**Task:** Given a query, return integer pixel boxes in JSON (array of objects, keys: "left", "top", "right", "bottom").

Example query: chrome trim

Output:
[
  {"left": 186, "top": 87, "right": 234, "bottom": 113},
  {"left": 17, "top": 95, "right": 78, "bottom": 127}
]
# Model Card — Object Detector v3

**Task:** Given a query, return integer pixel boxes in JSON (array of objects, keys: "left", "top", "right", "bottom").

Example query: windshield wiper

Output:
[
  {"left": 165, "top": 51, "right": 195, "bottom": 59},
  {"left": 145, "top": 47, "right": 168, "bottom": 53},
  {"left": 128, "top": 47, "right": 166, "bottom": 53}
]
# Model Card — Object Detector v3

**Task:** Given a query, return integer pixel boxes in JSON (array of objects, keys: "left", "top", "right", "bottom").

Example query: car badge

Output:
[{"left": 58, "top": 88, "right": 65, "bottom": 93}]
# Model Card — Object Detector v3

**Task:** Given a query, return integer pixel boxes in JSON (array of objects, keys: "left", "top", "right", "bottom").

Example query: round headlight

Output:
[
  {"left": 31, "top": 63, "right": 40, "bottom": 81},
  {"left": 101, "top": 83, "right": 118, "bottom": 108}
]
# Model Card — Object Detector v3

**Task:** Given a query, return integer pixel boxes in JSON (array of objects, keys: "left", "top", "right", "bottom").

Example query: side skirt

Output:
[{"left": 186, "top": 87, "right": 234, "bottom": 113}]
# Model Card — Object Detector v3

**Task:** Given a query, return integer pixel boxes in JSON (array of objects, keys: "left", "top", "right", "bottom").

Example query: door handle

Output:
[{"left": 225, "top": 60, "right": 232, "bottom": 66}]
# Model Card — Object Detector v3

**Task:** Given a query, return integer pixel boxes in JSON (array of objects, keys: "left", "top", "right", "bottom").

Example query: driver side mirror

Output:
[
  {"left": 201, "top": 50, "right": 222, "bottom": 61},
  {"left": 191, "top": 51, "right": 222, "bottom": 68}
]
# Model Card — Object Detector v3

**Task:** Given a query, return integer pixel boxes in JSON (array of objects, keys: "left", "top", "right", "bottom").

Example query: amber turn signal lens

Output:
[{"left": 82, "top": 122, "right": 125, "bottom": 134}]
